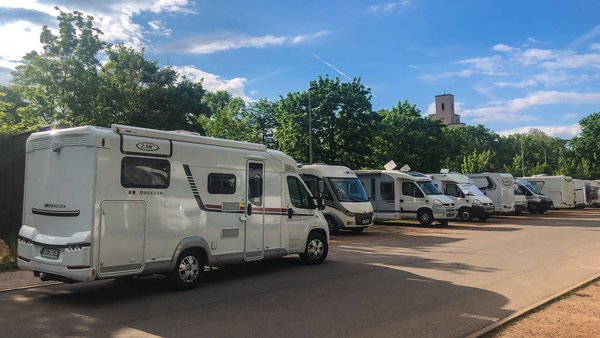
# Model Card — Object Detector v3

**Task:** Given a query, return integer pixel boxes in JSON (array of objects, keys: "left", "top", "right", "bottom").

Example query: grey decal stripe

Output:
[{"left": 183, "top": 164, "right": 209, "bottom": 211}]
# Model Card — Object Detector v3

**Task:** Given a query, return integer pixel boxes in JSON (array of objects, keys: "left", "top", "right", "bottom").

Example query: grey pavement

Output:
[{"left": 0, "top": 209, "right": 599, "bottom": 337}]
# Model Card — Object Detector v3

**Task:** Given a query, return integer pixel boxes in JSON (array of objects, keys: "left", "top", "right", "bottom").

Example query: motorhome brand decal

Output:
[
  {"left": 44, "top": 203, "right": 66, "bottom": 208},
  {"left": 136, "top": 142, "right": 160, "bottom": 151},
  {"left": 128, "top": 190, "right": 164, "bottom": 195}
]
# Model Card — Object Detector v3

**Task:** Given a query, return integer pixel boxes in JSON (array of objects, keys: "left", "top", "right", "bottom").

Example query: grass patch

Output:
[{"left": 0, "top": 260, "right": 17, "bottom": 272}]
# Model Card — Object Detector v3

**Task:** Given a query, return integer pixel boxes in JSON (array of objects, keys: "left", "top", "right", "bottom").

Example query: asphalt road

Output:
[{"left": 2, "top": 209, "right": 600, "bottom": 338}]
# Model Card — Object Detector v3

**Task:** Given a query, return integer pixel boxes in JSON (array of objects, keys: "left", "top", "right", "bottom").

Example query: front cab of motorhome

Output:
[
  {"left": 17, "top": 125, "right": 329, "bottom": 290},
  {"left": 429, "top": 172, "right": 494, "bottom": 222},
  {"left": 299, "top": 164, "right": 373, "bottom": 234},
  {"left": 515, "top": 178, "right": 552, "bottom": 214}
]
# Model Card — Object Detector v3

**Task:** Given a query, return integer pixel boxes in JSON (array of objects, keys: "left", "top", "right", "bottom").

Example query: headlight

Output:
[
  {"left": 433, "top": 199, "right": 443, "bottom": 207},
  {"left": 344, "top": 210, "right": 354, "bottom": 217},
  {"left": 472, "top": 199, "right": 482, "bottom": 206}
]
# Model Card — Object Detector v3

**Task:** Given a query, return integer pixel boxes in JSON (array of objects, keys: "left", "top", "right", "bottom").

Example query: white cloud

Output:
[
  {"left": 454, "top": 56, "right": 503, "bottom": 73},
  {"left": 167, "top": 30, "right": 330, "bottom": 54},
  {"left": 492, "top": 44, "right": 518, "bottom": 53},
  {"left": 148, "top": 19, "right": 172, "bottom": 36},
  {"left": 369, "top": 1, "right": 413, "bottom": 12},
  {"left": 174, "top": 65, "right": 251, "bottom": 101},
  {"left": 0, "top": 20, "right": 44, "bottom": 70},
  {"left": 494, "top": 79, "right": 537, "bottom": 88},
  {"left": 498, "top": 124, "right": 581, "bottom": 139},
  {"left": 540, "top": 53, "right": 600, "bottom": 70},
  {"left": 590, "top": 43, "right": 600, "bottom": 50}
]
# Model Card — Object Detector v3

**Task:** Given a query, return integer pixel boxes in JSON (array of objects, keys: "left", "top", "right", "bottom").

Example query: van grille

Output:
[
  {"left": 355, "top": 212, "right": 372, "bottom": 225},
  {"left": 32, "top": 134, "right": 88, "bottom": 150}
]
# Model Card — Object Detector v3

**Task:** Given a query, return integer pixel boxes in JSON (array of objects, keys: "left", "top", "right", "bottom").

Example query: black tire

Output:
[
  {"left": 299, "top": 231, "right": 328, "bottom": 265},
  {"left": 439, "top": 220, "right": 449, "bottom": 226},
  {"left": 528, "top": 204, "right": 539, "bottom": 214},
  {"left": 167, "top": 249, "right": 204, "bottom": 291},
  {"left": 350, "top": 227, "right": 365, "bottom": 234},
  {"left": 417, "top": 210, "right": 434, "bottom": 226},
  {"left": 478, "top": 215, "right": 489, "bottom": 222},
  {"left": 326, "top": 216, "right": 339, "bottom": 235},
  {"left": 537, "top": 210, "right": 545, "bottom": 214},
  {"left": 514, "top": 209, "right": 522, "bottom": 216},
  {"left": 459, "top": 207, "right": 472, "bottom": 222}
]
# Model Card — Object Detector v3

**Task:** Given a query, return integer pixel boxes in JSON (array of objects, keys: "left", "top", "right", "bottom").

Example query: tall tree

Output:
[
  {"left": 197, "top": 91, "right": 254, "bottom": 141},
  {"left": 571, "top": 112, "right": 600, "bottom": 178}
]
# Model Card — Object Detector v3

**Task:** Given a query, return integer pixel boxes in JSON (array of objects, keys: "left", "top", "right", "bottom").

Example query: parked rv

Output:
[
  {"left": 466, "top": 173, "right": 516, "bottom": 214},
  {"left": 584, "top": 180, "right": 600, "bottom": 207},
  {"left": 515, "top": 178, "right": 553, "bottom": 214},
  {"left": 524, "top": 175, "right": 575, "bottom": 209},
  {"left": 513, "top": 182, "right": 528, "bottom": 215},
  {"left": 428, "top": 172, "right": 494, "bottom": 221},
  {"left": 299, "top": 164, "right": 373, "bottom": 234},
  {"left": 573, "top": 179, "right": 587, "bottom": 209},
  {"left": 17, "top": 125, "right": 329, "bottom": 290},
  {"left": 355, "top": 169, "right": 457, "bottom": 226}
]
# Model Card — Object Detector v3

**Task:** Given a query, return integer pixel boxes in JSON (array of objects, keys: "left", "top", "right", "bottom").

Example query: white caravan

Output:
[
  {"left": 428, "top": 172, "right": 494, "bottom": 221},
  {"left": 298, "top": 164, "right": 373, "bottom": 234},
  {"left": 515, "top": 178, "right": 553, "bottom": 213},
  {"left": 355, "top": 170, "right": 457, "bottom": 226},
  {"left": 17, "top": 125, "right": 329, "bottom": 290},
  {"left": 585, "top": 180, "right": 600, "bottom": 207},
  {"left": 524, "top": 175, "right": 575, "bottom": 209},
  {"left": 573, "top": 179, "right": 587, "bottom": 209},
  {"left": 466, "top": 173, "right": 516, "bottom": 214},
  {"left": 513, "top": 182, "right": 528, "bottom": 215}
]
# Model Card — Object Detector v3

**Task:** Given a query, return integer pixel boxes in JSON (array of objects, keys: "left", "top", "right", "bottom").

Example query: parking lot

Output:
[{"left": 2, "top": 209, "right": 600, "bottom": 338}]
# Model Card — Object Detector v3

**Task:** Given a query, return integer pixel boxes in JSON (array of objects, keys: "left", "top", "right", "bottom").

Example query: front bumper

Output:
[
  {"left": 472, "top": 205, "right": 494, "bottom": 218},
  {"left": 494, "top": 204, "right": 515, "bottom": 214},
  {"left": 433, "top": 207, "right": 457, "bottom": 220}
]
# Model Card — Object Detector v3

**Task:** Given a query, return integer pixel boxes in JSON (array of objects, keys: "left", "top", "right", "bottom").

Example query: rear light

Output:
[{"left": 91, "top": 268, "right": 97, "bottom": 279}]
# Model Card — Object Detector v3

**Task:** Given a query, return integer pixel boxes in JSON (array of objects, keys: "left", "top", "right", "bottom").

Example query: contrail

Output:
[{"left": 313, "top": 54, "right": 352, "bottom": 81}]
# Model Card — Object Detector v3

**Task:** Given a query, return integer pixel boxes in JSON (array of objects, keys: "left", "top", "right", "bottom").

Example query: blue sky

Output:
[{"left": 1, "top": 1, "right": 600, "bottom": 138}]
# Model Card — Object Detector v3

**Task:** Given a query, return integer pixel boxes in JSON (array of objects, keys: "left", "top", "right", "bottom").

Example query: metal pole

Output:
[
  {"left": 521, "top": 137, "right": 525, "bottom": 177},
  {"left": 308, "top": 89, "right": 313, "bottom": 164}
]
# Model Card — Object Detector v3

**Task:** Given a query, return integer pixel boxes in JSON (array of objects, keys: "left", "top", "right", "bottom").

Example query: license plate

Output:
[
  {"left": 41, "top": 248, "right": 59, "bottom": 260},
  {"left": 362, "top": 219, "right": 371, "bottom": 224}
]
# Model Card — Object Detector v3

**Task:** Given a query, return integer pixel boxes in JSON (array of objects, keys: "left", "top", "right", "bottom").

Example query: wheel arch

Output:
[{"left": 170, "top": 236, "right": 212, "bottom": 270}]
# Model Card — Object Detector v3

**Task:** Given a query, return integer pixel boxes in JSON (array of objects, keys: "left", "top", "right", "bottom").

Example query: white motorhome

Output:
[
  {"left": 466, "top": 173, "right": 516, "bottom": 214},
  {"left": 298, "top": 164, "right": 373, "bottom": 234},
  {"left": 524, "top": 175, "right": 575, "bottom": 209},
  {"left": 428, "top": 172, "right": 494, "bottom": 221},
  {"left": 584, "top": 180, "right": 600, "bottom": 207},
  {"left": 573, "top": 179, "right": 587, "bottom": 209},
  {"left": 513, "top": 182, "right": 528, "bottom": 215},
  {"left": 355, "top": 169, "right": 457, "bottom": 226},
  {"left": 515, "top": 178, "right": 553, "bottom": 213},
  {"left": 17, "top": 125, "right": 329, "bottom": 290}
]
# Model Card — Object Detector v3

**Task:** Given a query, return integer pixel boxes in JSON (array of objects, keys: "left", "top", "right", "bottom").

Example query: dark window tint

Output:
[
  {"left": 300, "top": 174, "right": 319, "bottom": 196},
  {"left": 380, "top": 181, "right": 394, "bottom": 201},
  {"left": 121, "top": 157, "right": 170, "bottom": 188},
  {"left": 208, "top": 173, "right": 236, "bottom": 194},
  {"left": 248, "top": 162, "right": 263, "bottom": 206},
  {"left": 445, "top": 183, "right": 461, "bottom": 197},
  {"left": 287, "top": 176, "right": 314, "bottom": 209},
  {"left": 371, "top": 178, "right": 376, "bottom": 200},
  {"left": 402, "top": 182, "right": 419, "bottom": 197}
]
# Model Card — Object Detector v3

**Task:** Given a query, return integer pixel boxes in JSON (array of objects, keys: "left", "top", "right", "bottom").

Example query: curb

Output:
[
  {"left": 466, "top": 272, "right": 600, "bottom": 338},
  {"left": 0, "top": 281, "right": 61, "bottom": 294}
]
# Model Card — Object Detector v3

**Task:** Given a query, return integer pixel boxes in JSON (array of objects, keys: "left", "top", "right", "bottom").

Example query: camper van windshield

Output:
[
  {"left": 523, "top": 180, "right": 543, "bottom": 195},
  {"left": 416, "top": 181, "right": 443, "bottom": 195},
  {"left": 328, "top": 178, "right": 369, "bottom": 202},
  {"left": 459, "top": 184, "right": 484, "bottom": 196}
]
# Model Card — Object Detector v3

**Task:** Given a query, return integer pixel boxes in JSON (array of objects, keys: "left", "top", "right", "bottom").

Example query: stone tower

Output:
[{"left": 428, "top": 94, "right": 465, "bottom": 128}]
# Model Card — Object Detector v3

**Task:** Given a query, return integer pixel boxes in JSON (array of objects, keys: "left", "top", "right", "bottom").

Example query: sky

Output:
[{"left": 1, "top": 0, "right": 600, "bottom": 138}]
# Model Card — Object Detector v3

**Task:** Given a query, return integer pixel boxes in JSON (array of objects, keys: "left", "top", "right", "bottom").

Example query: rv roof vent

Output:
[
  {"left": 384, "top": 160, "right": 397, "bottom": 171},
  {"left": 399, "top": 164, "right": 411, "bottom": 172},
  {"left": 440, "top": 168, "right": 450, "bottom": 174}
]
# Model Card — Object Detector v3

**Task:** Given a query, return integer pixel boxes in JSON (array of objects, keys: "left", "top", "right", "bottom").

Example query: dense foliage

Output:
[{"left": 1, "top": 10, "right": 599, "bottom": 178}]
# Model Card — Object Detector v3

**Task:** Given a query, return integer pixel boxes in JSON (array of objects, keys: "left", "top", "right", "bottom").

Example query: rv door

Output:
[{"left": 245, "top": 161, "right": 265, "bottom": 261}]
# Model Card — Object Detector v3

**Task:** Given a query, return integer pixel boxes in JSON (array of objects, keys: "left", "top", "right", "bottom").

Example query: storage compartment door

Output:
[{"left": 99, "top": 201, "right": 146, "bottom": 275}]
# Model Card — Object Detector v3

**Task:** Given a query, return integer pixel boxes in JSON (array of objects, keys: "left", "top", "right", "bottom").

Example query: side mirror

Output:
[
  {"left": 287, "top": 208, "right": 293, "bottom": 219},
  {"left": 318, "top": 180, "right": 324, "bottom": 193}
]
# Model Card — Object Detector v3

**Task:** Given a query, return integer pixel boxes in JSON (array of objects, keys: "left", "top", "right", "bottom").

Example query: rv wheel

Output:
[
  {"left": 417, "top": 210, "right": 434, "bottom": 226},
  {"left": 527, "top": 204, "right": 538, "bottom": 214},
  {"left": 326, "top": 216, "right": 339, "bottom": 235},
  {"left": 439, "top": 220, "right": 449, "bottom": 226},
  {"left": 479, "top": 215, "right": 489, "bottom": 222},
  {"left": 300, "top": 232, "right": 328, "bottom": 265},
  {"left": 459, "top": 207, "right": 472, "bottom": 221},
  {"left": 167, "top": 249, "right": 204, "bottom": 291}
]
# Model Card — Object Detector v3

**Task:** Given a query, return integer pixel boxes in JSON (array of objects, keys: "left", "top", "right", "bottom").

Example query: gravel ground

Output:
[{"left": 490, "top": 280, "right": 600, "bottom": 337}]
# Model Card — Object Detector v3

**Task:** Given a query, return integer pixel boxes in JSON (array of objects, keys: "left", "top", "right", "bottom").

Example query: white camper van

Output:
[
  {"left": 17, "top": 125, "right": 329, "bottom": 290},
  {"left": 515, "top": 178, "right": 553, "bottom": 213},
  {"left": 524, "top": 175, "right": 575, "bottom": 209},
  {"left": 466, "top": 173, "right": 516, "bottom": 214},
  {"left": 428, "top": 172, "right": 494, "bottom": 221},
  {"left": 585, "top": 180, "right": 600, "bottom": 207},
  {"left": 355, "top": 170, "right": 457, "bottom": 226},
  {"left": 573, "top": 179, "right": 587, "bottom": 209},
  {"left": 298, "top": 164, "right": 373, "bottom": 234}
]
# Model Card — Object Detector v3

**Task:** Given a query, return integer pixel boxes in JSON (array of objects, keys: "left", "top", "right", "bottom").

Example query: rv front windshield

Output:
[
  {"left": 328, "top": 178, "right": 369, "bottom": 202},
  {"left": 459, "top": 184, "right": 484, "bottom": 196},
  {"left": 522, "top": 180, "right": 543, "bottom": 195},
  {"left": 514, "top": 186, "right": 524, "bottom": 195},
  {"left": 417, "top": 181, "right": 443, "bottom": 195}
]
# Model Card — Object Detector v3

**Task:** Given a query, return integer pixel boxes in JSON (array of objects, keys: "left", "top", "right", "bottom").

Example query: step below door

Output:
[{"left": 99, "top": 201, "right": 146, "bottom": 275}]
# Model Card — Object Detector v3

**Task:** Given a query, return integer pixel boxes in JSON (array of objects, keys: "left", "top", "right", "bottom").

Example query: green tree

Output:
[
  {"left": 571, "top": 112, "right": 600, "bottom": 178},
  {"left": 247, "top": 98, "right": 278, "bottom": 148},
  {"left": 460, "top": 149, "right": 496, "bottom": 174},
  {"left": 373, "top": 100, "right": 445, "bottom": 172},
  {"left": 197, "top": 91, "right": 254, "bottom": 141},
  {"left": 12, "top": 9, "right": 105, "bottom": 127}
]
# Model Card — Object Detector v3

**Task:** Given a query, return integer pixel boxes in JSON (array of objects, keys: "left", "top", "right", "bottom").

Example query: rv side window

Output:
[
  {"left": 248, "top": 163, "right": 263, "bottom": 206},
  {"left": 287, "top": 176, "right": 314, "bottom": 209},
  {"left": 402, "top": 182, "right": 420, "bottom": 197},
  {"left": 121, "top": 157, "right": 170, "bottom": 189},
  {"left": 445, "top": 183, "right": 461, "bottom": 198},
  {"left": 380, "top": 182, "right": 394, "bottom": 201},
  {"left": 300, "top": 174, "right": 319, "bottom": 197},
  {"left": 208, "top": 173, "right": 236, "bottom": 194}
]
